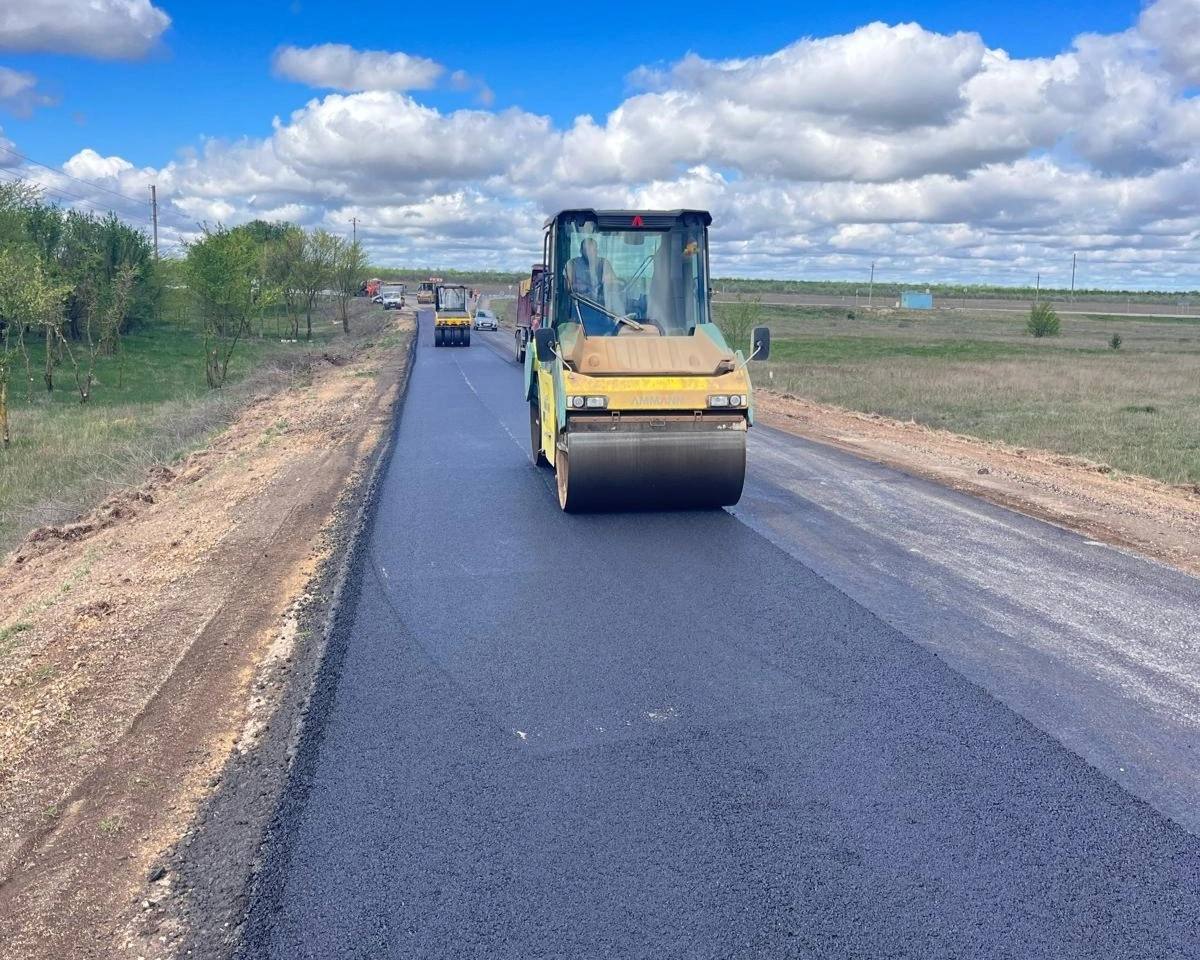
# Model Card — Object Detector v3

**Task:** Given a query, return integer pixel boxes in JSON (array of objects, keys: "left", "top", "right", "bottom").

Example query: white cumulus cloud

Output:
[
  {"left": 272, "top": 44, "right": 444, "bottom": 92},
  {"left": 1138, "top": 0, "right": 1200, "bottom": 86},
  {"left": 0, "top": 0, "right": 170, "bottom": 60}
]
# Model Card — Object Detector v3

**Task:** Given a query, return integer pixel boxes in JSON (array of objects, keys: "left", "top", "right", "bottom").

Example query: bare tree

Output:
[{"left": 717, "top": 294, "right": 761, "bottom": 354}]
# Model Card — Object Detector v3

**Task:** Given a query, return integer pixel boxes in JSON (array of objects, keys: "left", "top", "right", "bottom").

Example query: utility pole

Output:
[
  {"left": 1035, "top": 272, "right": 1041, "bottom": 304},
  {"left": 351, "top": 217, "right": 358, "bottom": 244},
  {"left": 150, "top": 185, "right": 159, "bottom": 260},
  {"left": 868, "top": 261, "right": 875, "bottom": 307},
  {"left": 1070, "top": 253, "right": 1076, "bottom": 301}
]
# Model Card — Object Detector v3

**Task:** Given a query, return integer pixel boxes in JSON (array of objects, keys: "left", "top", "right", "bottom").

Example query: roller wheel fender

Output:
[{"left": 529, "top": 398, "right": 550, "bottom": 468}]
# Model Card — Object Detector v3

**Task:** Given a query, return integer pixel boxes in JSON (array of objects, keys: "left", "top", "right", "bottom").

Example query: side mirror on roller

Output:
[
  {"left": 751, "top": 326, "right": 771, "bottom": 361},
  {"left": 534, "top": 327, "right": 558, "bottom": 363}
]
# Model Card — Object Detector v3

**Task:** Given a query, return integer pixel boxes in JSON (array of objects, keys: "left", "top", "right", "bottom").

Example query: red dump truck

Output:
[{"left": 513, "top": 264, "right": 546, "bottom": 364}]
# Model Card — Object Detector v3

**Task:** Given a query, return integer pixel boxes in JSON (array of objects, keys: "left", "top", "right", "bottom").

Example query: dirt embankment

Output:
[
  {"left": 0, "top": 310, "right": 415, "bottom": 959},
  {"left": 758, "top": 391, "right": 1200, "bottom": 577}
]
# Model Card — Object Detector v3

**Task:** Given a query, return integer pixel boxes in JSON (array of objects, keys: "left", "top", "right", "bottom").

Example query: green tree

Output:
[
  {"left": 0, "top": 246, "right": 69, "bottom": 443},
  {"left": 240, "top": 219, "right": 294, "bottom": 245},
  {"left": 1026, "top": 302, "right": 1061, "bottom": 338},
  {"left": 185, "top": 226, "right": 260, "bottom": 388},
  {"left": 53, "top": 263, "right": 138, "bottom": 402},
  {"left": 333, "top": 238, "right": 367, "bottom": 334},
  {"left": 296, "top": 230, "right": 338, "bottom": 341},
  {"left": 264, "top": 226, "right": 305, "bottom": 339},
  {"left": 56, "top": 210, "right": 157, "bottom": 341}
]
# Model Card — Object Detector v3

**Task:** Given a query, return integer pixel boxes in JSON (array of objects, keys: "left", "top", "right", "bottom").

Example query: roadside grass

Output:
[
  {"left": 0, "top": 299, "right": 366, "bottom": 554},
  {"left": 726, "top": 304, "right": 1200, "bottom": 484},
  {"left": 714, "top": 276, "right": 1200, "bottom": 305}
]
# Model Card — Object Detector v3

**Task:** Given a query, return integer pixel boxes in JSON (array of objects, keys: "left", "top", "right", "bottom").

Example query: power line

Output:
[
  {"left": 0, "top": 167, "right": 153, "bottom": 225},
  {"left": 0, "top": 142, "right": 148, "bottom": 207},
  {"left": 0, "top": 167, "right": 117, "bottom": 212}
]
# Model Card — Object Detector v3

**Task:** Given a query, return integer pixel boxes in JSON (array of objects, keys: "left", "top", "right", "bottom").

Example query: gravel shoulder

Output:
[
  {"left": 0, "top": 308, "right": 415, "bottom": 959},
  {"left": 758, "top": 390, "right": 1200, "bottom": 577}
]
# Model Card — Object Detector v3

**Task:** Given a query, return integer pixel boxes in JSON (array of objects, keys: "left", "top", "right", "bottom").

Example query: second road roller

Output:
[
  {"left": 433, "top": 282, "right": 472, "bottom": 347},
  {"left": 524, "top": 209, "right": 770, "bottom": 511}
]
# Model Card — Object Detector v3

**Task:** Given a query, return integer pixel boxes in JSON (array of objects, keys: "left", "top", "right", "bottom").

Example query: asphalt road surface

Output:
[{"left": 238, "top": 322, "right": 1200, "bottom": 959}]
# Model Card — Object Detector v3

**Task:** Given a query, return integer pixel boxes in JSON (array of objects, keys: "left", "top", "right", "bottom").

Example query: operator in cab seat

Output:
[{"left": 565, "top": 238, "right": 621, "bottom": 335}]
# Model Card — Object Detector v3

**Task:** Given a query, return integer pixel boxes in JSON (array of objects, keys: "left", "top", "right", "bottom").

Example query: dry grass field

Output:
[{"left": 720, "top": 304, "right": 1200, "bottom": 485}]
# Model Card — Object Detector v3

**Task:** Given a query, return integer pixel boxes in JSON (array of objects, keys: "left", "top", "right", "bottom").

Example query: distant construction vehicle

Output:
[
  {"left": 525, "top": 209, "right": 770, "bottom": 511},
  {"left": 416, "top": 277, "right": 442, "bottom": 305},
  {"left": 433, "top": 283, "right": 471, "bottom": 346},
  {"left": 513, "top": 264, "right": 546, "bottom": 364}
]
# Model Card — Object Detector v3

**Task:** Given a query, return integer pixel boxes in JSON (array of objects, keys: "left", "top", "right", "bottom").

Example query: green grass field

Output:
[
  {"left": 713, "top": 277, "right": 1200, "bottom": 304},
  {"left": 0, "top": 299, "right": 352, "bottom": 553},
  {"left": 716, "top": 303, "right": 1200, "bottom": 485}
]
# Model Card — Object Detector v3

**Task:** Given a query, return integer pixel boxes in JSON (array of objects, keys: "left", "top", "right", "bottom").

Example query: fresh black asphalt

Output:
[
  {"left": 737, "top": 423, "right": 1200, "bottom": 835},
  {"left": 238, "top": 321, "right": 1200, "bottom": 959}
]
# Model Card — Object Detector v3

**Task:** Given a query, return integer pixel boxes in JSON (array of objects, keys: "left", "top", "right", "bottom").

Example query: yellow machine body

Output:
[
  {"left": 522, "top": 210, "right": 769, "bottom": 511},
  {"left": 433, "top": 283, "right": 472, "bottom": 347}
]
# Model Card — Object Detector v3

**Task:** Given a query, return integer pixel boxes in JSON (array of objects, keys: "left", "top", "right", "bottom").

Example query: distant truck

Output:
[
  {"left": 379, "top": 282, "right": 406, "bottom": 310},
  {"left": 513, "top": 264, "right": 546, "bottom": 364},
  {"left": 361, "top": 278, "right": 381, "bottom": 299}
]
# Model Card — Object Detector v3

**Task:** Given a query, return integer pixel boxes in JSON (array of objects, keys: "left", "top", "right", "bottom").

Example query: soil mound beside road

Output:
[{"left": 0, "top": 312, "right": 414, "bottom": 960}]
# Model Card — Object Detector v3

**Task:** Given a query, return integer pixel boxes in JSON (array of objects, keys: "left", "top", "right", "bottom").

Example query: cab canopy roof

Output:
[{"left": 545, "top": 209, "right": 712, "bottom": 229}]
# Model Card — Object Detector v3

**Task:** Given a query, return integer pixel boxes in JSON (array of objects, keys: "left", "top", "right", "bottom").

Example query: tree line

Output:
[
  {"left": 0, "top": 182, "right": 368, "bottom": 446},
  {"left": 185, "top": 220, "right": 366, "bottom": 388},
  {"left": 0, "top": 181, "right": 159, "bottom": 445}
]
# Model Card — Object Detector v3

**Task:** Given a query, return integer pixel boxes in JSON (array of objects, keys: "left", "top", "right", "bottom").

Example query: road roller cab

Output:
[
  {"left": 524, "top": 209, "right": 770, "bottom": 511},
  {"left": 433, "top": 283, "right": 472, "bottom": 347}
]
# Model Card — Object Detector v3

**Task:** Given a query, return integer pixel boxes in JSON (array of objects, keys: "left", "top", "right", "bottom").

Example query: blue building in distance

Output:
[{"left": 900, "top": 290, "right": 934, "bottom": 309}]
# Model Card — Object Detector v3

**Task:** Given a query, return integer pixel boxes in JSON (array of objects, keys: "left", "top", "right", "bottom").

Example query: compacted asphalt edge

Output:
[{"left": 228, "top": 326, "right": 420, "bottom": 958}]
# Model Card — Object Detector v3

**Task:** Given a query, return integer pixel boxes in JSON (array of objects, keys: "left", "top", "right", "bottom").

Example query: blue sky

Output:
[
  {"left": 3, "top": 0, "right": 1142, "bottom": 168},
  {"left": 2, "top": 0, "right": 1198, "bottom": 287}
]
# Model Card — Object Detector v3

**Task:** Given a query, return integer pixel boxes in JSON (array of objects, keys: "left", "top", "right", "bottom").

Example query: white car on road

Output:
[
  {"left": 379, "top": 285, "right": 406, "bottom": 310},
  {"left": 473, "top": 308, "right": 498, "bottom": 331}
]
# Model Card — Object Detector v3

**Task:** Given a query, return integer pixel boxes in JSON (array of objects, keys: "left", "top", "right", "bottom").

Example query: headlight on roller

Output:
[
  {"left": 708, "top": 395, "right": 730, "bottom": 407},
  {"left": 569, "top": 395, "right": 607, "bottom": 409}
]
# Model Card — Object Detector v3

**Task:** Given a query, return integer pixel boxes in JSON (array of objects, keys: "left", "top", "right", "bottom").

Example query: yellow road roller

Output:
[
  {"left": 524, "top": 209, "right": 770, "bottom": 511},
  {"left": 417, "top": 277, "right": 441, "bottom": 305},
  {"left": 433, "top": 283, "right": 472, "bottom": 347}
]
